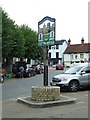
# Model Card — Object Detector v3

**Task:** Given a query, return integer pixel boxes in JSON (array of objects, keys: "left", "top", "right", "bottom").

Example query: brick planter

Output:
[{"left": 31, "top": 86, "right": 60, "bottom": 101}]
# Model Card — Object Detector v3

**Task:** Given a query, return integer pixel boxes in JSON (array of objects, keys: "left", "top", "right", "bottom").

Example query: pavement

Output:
[
  {"left": 2, "top": 93, "right": 77, "bottom": 119},
  {"left": 17, "top": 95, "right": 76, "bottom": 108},
  {"left": 2, "top": 91, "right": 88, "bottom": 119},
  {"left": 1, "top": 68, "right": 89, "bottom": 119},
  {"left": 1, "top": 81, "right": 89, "bottom": 119}
]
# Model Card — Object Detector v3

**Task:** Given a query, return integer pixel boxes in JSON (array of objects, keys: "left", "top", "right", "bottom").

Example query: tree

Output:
[
  {"left": 2, "top": 9, "right": 25, "bottom": 70},
  {"left": 20, "top": 25, "right": 43, "bottom": 62},
  {"left": 2, "top": 9, "right": 16, "bottom": 70},
  {"left": 13, "top": 26, "right": 25, "bottom": 58},
  {"left": 0, "top": 7, "right": 2, "bottom": 64},
  {"left": 2, "top": 9, "right": 44, "bottom": 71}
]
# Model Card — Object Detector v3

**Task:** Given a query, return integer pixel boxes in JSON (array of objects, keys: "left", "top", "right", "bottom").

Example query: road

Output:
[
  {"left": 2, "top": 68, "right": 89, "bottom": 118},
  {"left": 2, "top": 68, "right": 63, "bottom": 100}
]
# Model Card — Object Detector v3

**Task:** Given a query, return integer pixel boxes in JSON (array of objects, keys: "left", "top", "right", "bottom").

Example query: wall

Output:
[{"left": 64, "top": 53, "right": 90, "bottom": 67}]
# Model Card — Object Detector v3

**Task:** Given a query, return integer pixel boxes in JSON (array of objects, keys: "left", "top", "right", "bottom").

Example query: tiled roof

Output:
[{"left": 64, "top": 43, "right": 90, "bottom": 54}]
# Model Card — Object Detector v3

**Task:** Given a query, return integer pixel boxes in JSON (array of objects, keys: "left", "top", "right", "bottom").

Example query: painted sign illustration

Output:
[{"left": 38, "top": 16, "right": 55, "bottom": 46}]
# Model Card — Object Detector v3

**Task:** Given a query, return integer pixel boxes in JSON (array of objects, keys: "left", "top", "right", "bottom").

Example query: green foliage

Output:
[
  {"left": 2, "top": 9, "right": 16, "bottom": 58},
  {"left": 19, "top": 25, "right": 44, "bottom": 60},
  {"left": 2, "top": 8, "right": 44, "bottom": 68},
  {"left": 0, "top": 7, "right": 2, "bottom": 47},
  {"left": 0, "top": 7, "right": 2, "bottom": 34},
  {"left": 13, "top": 26, "right": 25, "bottom": 57}
]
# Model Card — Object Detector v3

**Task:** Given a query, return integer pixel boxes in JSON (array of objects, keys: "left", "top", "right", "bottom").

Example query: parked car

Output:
[
  {"left": 50, "top": 63, "right": 90, "bottom": 92},
  {"left": 32, "top": 64, "right": 44, "bottom": 74},
  {"left": 26, "top": 64, "right": 36, "bottom": 77},
  {"left": 36, "top": 64, "right": 44, "bottom": 74},
  {"left": 12, "top": 62, "right": 35, "bottom": 78},
  {"left": 12, "top": 61, "right": 26, "bottom": 78},
  {"left": 0, "top": 73, "right": 4, "bottom": 83},
  {"left": 56, "top": 64, "right": 64, "bottom": 70}
]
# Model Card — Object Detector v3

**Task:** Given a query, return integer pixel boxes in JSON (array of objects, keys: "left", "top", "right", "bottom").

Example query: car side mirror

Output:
[{"left": 80, "top": 71, "right": 85, "bottom": 75}]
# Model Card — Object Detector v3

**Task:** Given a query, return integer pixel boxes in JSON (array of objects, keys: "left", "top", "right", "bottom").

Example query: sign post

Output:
[
  {"left": 38, "top": 16, "right": 55, "bottom": 86},
  {"left": 43, "top": 46, "right": 48, "bottom": 86}
]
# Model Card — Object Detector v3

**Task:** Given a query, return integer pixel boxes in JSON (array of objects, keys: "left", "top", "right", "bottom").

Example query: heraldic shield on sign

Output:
[{"left": 38, "top": 16, "right": 56, "bottom": 46}]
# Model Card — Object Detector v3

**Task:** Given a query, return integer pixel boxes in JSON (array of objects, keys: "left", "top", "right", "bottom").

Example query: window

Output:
[
  {"left": 82, "top": 66, "right": 90, "bottom": 73},
  {"left": 89, "top": 54, "right": 90, "bottom": 61},
  {"left": 70, "top": 54, "right": 73, "bottom": 60},
  {"left": 56, "top": 52, "right": 59, "bottom": 58},
  {"left": 75, "top": 55, "right": 77, "bottom": 59},
  {"left": 52, "top": 46, "right": 55, "bottom": 49},
  {"left": 56, "top": 45, "right": 59, "bottom": 49},
  {"left": 80, "top": 53, "right": 84, "bottom": 59},
  {"left": 49, "top": 46, "right": 51, "bottom": 49},
  {"left": 49, "top": 53, "right": 51, "bottom": 58}
]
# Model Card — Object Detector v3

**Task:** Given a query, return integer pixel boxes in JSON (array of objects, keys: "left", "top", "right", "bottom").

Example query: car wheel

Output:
[
  {"left": 69, "top": 80, "right": 79, "bottom": 92},
  {"left": 50, "top": 82, "right": 52, "bottom": 86},
  {"left": 39, "top": 70, "right": 42, "bottom": 74},
  {"left": 34, "top": 72, "right": 36, "bottom": 76},
  {"left": 28, "top": 73, "right": 31, "bottom": 77}
]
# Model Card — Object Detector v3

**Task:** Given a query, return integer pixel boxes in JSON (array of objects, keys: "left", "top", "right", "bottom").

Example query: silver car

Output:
[{"left": 50, "top": 63, "right": 90, "bottom": 92}]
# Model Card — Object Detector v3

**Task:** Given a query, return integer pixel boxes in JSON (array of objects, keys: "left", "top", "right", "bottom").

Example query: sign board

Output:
[{"left": 38, "top": 16, "right": 55, "bottom": 46}]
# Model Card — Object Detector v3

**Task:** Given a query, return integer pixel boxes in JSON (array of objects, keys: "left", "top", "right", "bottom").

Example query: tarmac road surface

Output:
[
  {"left": 2, "top": 90, "right": 89, "bottom": 118},
  {"left": 1, "top": 68, "right": 89, "bottom": 118}
]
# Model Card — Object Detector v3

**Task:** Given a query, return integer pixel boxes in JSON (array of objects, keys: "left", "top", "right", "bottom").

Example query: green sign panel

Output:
[{"left": 38, "top": 16, "right": 55, "bottom": 46}]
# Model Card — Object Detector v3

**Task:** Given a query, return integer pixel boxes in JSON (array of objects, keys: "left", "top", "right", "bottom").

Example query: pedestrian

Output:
[{"left": 19, "top": 66, "right": 24, "bottom": 78}]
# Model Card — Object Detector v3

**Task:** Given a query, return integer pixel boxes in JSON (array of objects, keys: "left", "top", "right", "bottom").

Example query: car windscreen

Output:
[
  {"left": 14, "top": 62, "right": 27, "bottom": 69},
  {"left": 65, "top": 66, "right": 84, "bottom": 74}
]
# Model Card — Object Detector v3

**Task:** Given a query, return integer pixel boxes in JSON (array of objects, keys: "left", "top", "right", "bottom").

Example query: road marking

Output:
[
  {"left": 65, "top": 93, "right": 77, "bottom": 95},
  {"left": 84, "top": 94, "right": 88, "bottom": 97},
  {"left": 3, "top": 93, "right": 31, "bottom": 102},
  {"left": 3, "top": 98, "right": 17, "bottom": 102},
  {"left": 76, "top": 102, "right": 85, "bottom": 104}
]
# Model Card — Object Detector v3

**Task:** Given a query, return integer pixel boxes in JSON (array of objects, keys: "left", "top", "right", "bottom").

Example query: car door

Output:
[
  {"left": 84, "top": 66, "right": 90, "bottom": 86},
  {"left": 80, "top": 66, "right": 90, "bottom": 86}
]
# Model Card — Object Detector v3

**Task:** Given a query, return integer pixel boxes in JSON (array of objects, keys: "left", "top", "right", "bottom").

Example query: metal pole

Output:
[{"left": 43, "top": 46, "right": 48, "bottom": 86}]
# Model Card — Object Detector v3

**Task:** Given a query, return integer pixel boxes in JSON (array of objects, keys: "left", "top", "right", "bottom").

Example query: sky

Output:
[{"left": 1, "top": 0, "right": 89, "bottom": 44}]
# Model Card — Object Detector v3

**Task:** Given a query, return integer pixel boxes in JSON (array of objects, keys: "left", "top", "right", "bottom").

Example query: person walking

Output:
[{"left": 19, "top": 66, "right": 24, "bottom": 78}]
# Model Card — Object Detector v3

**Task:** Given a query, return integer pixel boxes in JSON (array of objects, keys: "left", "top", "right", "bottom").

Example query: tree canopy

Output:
[{"left": 2, "top": 8, "right": 44, "bottom": 68}]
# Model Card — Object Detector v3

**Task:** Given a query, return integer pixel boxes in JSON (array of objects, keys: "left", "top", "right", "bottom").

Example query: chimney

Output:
[
  {"left": 68, "top": 38, "right": 71, "bottom": 46},
  {"left": 81, "top": 37, "right": 84, "bottom": 44}
]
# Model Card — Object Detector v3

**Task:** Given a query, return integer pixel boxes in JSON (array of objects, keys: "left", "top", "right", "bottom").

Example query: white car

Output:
[{"left": 50, "top": 64, "right": 90, "bottom": 92}]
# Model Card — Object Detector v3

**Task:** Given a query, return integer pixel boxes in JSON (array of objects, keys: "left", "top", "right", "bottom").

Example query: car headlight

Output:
[{"left": 61, "top": 77, "right": 68, "bottom": 81}]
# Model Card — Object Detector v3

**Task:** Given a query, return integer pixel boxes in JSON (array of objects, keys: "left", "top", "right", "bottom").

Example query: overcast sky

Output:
[{"left": 1, "top": 0, "right": 89, "bottom": 44}]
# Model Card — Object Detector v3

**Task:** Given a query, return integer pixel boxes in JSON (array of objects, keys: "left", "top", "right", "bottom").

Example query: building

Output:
[
  {"left": 64, "top": 38, "right": 90, "bottom": 67},
  {"left": 48, "top": 40, "right": 68, "bottom": 66}
]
